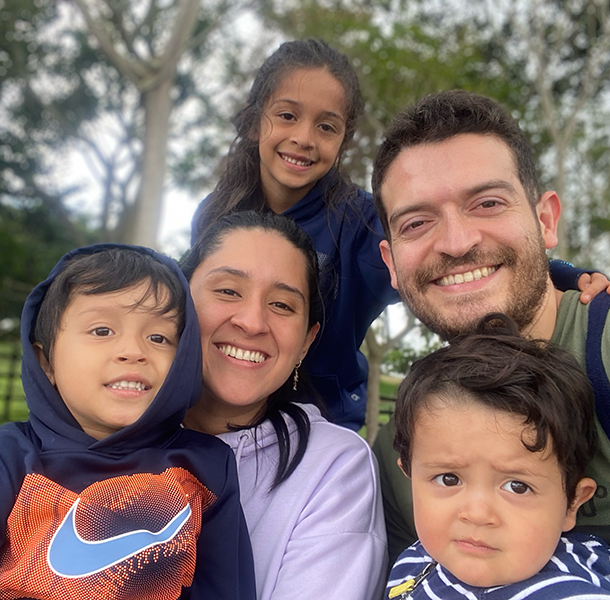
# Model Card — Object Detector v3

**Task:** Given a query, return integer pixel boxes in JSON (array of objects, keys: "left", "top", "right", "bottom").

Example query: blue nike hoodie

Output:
[{"left": 0, "top": 244, "right": 255, "bottom": 600}]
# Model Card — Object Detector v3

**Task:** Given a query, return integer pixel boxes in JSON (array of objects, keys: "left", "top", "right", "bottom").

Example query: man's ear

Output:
[
  {"left": 536, "top": 191, "right": 561, "bottom": 250},
  {"left": 563, "top": 477, "right": 596, "bottom": 532},
  {"left": 380, "top": 240, "right": 399, "bottom": 290},
  {"left": 33, "top": 342, "right": 55, "bottom": 385},
  {"left": 397, "top": 458, "right": 411, "bottom": 480}
]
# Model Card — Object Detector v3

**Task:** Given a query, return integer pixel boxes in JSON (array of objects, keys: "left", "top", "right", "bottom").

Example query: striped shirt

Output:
[{"left": 385, "top": 534, "right": 610, "bottom": 599}]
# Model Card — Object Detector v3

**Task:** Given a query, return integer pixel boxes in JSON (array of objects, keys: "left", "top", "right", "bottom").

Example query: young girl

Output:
[{"left": 192, "top": 38, "right": 609, "bottom": 431}]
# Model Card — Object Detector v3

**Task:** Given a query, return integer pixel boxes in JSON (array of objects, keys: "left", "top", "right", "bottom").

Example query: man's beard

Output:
[{"left": 396, "top": 234, "right": 550, "bottom": 340}]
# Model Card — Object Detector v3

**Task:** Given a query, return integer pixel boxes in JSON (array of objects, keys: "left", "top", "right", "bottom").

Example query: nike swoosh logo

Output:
[{"left": 47, "top": 498, "right": 192, "bottom": 578}]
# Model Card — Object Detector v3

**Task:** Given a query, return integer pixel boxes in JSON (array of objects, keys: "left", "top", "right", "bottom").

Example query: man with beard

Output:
[{"left": 371, "top": 90, "right": 610, "bottom": 565}]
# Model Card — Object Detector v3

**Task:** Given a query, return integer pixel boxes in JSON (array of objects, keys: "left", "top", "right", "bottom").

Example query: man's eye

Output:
[
  {"left": 501, "top": 480, "right": 531, "bottom": 495},
  {"left": 92, "top": 327, "right": 112, "bottom": 337},
  {"left": 434, "top": 473, "right": 461, "bottom": 487}
]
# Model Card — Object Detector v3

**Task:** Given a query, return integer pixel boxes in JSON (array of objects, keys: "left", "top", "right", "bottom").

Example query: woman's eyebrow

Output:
[
  {"left": 206, "top": 267, "right": 306, "bottom": 304},
  {"left": 273, "top": 282, "right": 306, "bottom": 304}
]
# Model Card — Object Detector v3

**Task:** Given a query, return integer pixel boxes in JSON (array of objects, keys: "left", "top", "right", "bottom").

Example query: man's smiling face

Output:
[{"left": 379, "top": 133, "right": 559, "bottom": 340}]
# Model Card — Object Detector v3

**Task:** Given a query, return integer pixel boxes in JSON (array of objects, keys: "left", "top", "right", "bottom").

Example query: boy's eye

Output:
[
  {"left": 501, "top": 480, "right": 531, "bottom": 495},
  {"left": 148, "top": 334, "right": 169, "bottom": 344},
  {"left": 92, "top": 327, "right": 113, "bottom": 337},
  {"left": 434, "top": 473, "right": 461, "bottom": 487}
]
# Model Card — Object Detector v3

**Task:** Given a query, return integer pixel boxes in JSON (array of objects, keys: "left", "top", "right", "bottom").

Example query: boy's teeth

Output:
[
  {"left": 437, "top": 266, "right": 497, "bottom": 287},
  {"left": 220, "top": 345, "right": 266, "bottom": 363},
  {"left": 281, "top": 154, "right": 312, "bottom": 167},
  {"left": 107, "top": 380, "right": 148, "bottom": 391}
]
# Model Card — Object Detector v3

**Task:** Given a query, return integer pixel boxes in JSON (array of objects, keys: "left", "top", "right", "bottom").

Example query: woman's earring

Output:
[{"left": 293, "top": 360, "right": 302, "bottom": 391}]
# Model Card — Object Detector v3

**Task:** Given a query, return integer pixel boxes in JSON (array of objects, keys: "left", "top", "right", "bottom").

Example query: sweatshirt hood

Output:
[{"left": 20, "top": 243, "right": 202, "bottom": 454}]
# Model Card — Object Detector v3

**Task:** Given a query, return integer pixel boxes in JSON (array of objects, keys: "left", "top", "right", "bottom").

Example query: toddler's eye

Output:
[
  {"left": 92, "top": 327, "right": 112, "bottom": 337},
  {"left": 501, "top": 480, "right": 531, "bottom": 495},
  {"left": 434, "top": 473, "right": 461, "bottom": 487}
]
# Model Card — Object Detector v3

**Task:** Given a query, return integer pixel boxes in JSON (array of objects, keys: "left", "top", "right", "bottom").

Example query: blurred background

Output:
[{"left": 2, "top": 0, "right": 610, "bottom": 434}]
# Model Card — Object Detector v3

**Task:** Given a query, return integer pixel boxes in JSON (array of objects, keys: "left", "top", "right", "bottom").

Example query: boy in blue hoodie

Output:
[
  {"left": 386, "top": 314, "right": 610, "bottom": 599},
  {"left": 0, "top": 244, "right": 255, "bottom": 600}
]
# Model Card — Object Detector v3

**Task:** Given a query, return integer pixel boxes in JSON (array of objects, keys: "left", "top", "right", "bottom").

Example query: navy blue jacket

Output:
[{"left": 0, "top": 244, "right": 256, "bottom": 600}]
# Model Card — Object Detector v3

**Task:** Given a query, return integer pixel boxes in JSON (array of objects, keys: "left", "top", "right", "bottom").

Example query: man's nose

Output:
[{"left": 433, "top": 212, "right": 483, "bottom": 258}]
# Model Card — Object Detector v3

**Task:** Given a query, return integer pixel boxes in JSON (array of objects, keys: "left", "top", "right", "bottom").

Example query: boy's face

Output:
[
  {"left": 36, "top": 282, "right": 179, "bottom": 440},
  {"left": 405, "top": 396, "right": 595, "bottom": 588}
]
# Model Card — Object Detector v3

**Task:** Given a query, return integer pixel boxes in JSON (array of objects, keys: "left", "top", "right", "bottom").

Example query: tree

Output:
[
  {"left": 1, "top": 0, "right": 258, "bottom": 249},
  {"left": 498, "top": 0, "right": 610, "bottom": 261}
]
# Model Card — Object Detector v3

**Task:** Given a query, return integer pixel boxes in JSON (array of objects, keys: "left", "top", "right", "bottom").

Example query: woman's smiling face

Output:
[{"left": 188, "top": 227, "right": 319, "bottom": 429}]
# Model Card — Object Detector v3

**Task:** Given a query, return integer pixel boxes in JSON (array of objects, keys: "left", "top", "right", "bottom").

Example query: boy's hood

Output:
[{"left": 20, "top": 243, "right": 202, "bottom": 455}]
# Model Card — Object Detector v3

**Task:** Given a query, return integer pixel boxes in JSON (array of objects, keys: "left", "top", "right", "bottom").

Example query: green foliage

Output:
[
  {"left": 0, "top": 201, "right": 93, "bottom": 317},
  {"left": 383, "top": 330, "right": 442, "bottom": 376}
]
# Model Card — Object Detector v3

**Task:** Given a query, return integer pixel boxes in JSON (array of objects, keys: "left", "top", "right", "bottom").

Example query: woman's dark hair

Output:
[
  {"left": 35, "top": 248, "right": 186, "bottom": 362},
  {"left": 192, "top": 38, "right": 364, "bottom": 236},
  {"left": 393, "top": 313, "right": 597, "bottom": 507},
  {"left": 181, "top": 211, "right": 324, "bottom": 489}
]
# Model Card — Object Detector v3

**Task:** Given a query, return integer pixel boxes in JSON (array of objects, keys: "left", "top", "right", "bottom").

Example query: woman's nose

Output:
[{"left": 231, "top": 301, "right": 270, "bottom": 336}]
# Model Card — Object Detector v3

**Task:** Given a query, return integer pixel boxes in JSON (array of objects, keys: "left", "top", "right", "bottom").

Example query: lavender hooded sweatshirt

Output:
[{"left": 217, "top": 403, "right": 388, "bottom": 600}]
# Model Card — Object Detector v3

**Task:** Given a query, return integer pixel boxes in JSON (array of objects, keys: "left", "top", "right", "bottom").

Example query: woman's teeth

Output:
[
  {"left": 280, "top": 153, "right": 313, "bottom": 167},
  {"left": 107, "top": 380, "right": 149, "bottom": 391},
  {"left": 220, "top": 345, "right": 267, "bottom": 363},
  {"left": 436, "top": 266, "right": 497, "bottom": 287}
]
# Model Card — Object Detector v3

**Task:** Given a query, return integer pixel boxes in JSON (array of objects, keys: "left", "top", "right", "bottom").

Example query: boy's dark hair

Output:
[
  {"left": 192, "top": 38, "right": 364, "bottom": 234},
  {"left": 34, "top": 248, "right": 186, "bottom": 362},
  {"left": 394, "top": 313, "right": 597, "bottom": 507},
  {"left": 372, "top": 90, "right": 541, "bottom": 239},
  {"left": 182, "top": 210, "right": 323, "bottom": 490}
]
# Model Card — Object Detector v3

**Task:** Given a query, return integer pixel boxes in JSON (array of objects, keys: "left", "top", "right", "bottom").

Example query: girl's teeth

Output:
[
  {"left": 220, "top": 345, "right": 266, "bottom": 363},
  {"left": 281, "top": 154, "right": 312, "bottom": 166},
  {"left": 437, "top": 266, "right": 497, "bottom": 287}
]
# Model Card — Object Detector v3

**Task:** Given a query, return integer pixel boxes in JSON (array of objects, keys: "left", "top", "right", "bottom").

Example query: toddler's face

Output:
[
  {"left": 407, "top": 396, "right": 593, "bottom": 587},
  {"left": 37, "top": 282, "right": 179, "bottom": 440}
]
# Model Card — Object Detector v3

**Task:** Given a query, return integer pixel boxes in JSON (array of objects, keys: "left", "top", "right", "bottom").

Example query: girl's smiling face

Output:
[
  {"left": 188, "top": 228, "right": 319, "bottom": 432},
  {"left": 258, "top": 68, "right": 347, "bottom": 213}
]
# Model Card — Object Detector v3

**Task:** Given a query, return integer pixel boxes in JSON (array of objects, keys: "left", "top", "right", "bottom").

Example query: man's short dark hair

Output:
[
  {"left": 394, "top": 313, "right": 597, "bottom": 507},
  {"left": 372, "top": 90, "right": 541, "bottom": 239},
  {"left": 34, "top": 248, "right": 186, "bottom": 361}
]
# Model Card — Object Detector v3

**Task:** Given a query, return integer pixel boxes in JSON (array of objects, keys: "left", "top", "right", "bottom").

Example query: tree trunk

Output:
[
  {"left": 365, "top": 348, "right": 382, "bottom": 446},
  {"left": 129, "top": 75, "right": 174, "bottom": 248}
]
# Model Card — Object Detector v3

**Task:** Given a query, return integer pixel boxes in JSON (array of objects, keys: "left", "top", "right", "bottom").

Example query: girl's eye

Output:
[
  {"left": 92, "top": 327, "right": 113, "bottom": 337},
  {"left": 278, "top": 112, "right": 296, "bottom": 121},
  {"left": 433, "top": 473, "right": 461, "bottom": 487},
  {"left": 148, "top": 334, "right": 169, "bottom": 344},
  {"left": 319, "top": 123, "right": 337, "bottom": 133},
  {"left": 501, "top": 480, "right": 531, "bottom": 495}
]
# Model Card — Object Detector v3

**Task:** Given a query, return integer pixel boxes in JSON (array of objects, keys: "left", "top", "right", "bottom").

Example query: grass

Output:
[{"left": 0, "top": 341, "right": 27, "bottom": 424}]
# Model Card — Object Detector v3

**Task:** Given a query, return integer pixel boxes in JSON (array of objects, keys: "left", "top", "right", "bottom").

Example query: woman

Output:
[{"left": 181, "top": 211, "right": 388, "bottom": 600}]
